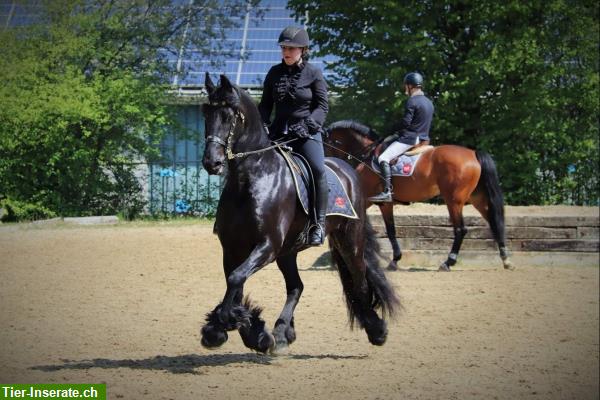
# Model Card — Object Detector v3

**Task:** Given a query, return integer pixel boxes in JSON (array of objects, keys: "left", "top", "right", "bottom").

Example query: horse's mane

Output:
[
  {"left": 235, "top": 86, "right": 263, "bottom": 121},
  {"left": 327, "top": 120, "right": 381, "bottom": 142}
]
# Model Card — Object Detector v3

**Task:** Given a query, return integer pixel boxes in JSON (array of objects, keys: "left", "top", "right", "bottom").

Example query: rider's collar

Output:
[{"left": 282, "top": 59, "right": 305, "bottom": 72}]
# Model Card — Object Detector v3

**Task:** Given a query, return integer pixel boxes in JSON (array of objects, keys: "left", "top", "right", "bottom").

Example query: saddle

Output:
[
  {"left": 278, "top": 148, "right": 358, "bottom": 219},
  {"left": 375, "top": 140, "right": 431, "bottom": 159}
]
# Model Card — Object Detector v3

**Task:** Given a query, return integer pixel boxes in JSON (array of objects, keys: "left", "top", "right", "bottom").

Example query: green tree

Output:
[
  {"left": 0, "top": 0, "right": 256, "bottom": 217},
  {"left": 290, "top": 0, "right": 599, "bottom": 205}
]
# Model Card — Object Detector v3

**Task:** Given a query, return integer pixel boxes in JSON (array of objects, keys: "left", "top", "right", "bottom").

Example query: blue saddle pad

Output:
[
  {"left": 371, "top": 149, "right": 430, "bottom": 177},
  {"left": 279, "top": 149, "right": 358, "bottom": 219}
]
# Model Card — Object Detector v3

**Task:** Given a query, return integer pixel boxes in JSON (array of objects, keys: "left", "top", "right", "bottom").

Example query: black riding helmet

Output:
[
  {"left": 403, "top": 72, "right": 424, "bottom": 87},
  {"left": 278, "top": 26, "right": 310, "bottom": 47}
]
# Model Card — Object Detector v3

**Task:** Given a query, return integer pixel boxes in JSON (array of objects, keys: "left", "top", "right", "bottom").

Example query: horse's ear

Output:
[
  {"left": 220, "top": 74, "right": 233, "bottom": 91},
  {"left": 205, "top": 72, "right": 216, "bottom": 95}
]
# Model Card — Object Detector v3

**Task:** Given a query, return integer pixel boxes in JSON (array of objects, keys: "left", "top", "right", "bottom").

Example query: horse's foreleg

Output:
[
  {"left": 270, "top": 252, "right": 303, "bottom": 353},
  {"left": 219, "top": 242, "right": 275, "bottom": 326},
  {"left": 379, "top": 202, "right": 402, "bottom": 270},
  {"left": 200, "top": 285, "right": 245, "bottom": 349},
  {"left": 201, "top": 242, "right": 276, "bottom": 351},
  {"left": 439, "top": 203, "right": 468, "bottom": 271}
]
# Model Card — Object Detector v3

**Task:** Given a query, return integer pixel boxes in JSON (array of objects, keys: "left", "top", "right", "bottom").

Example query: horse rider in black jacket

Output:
[{"left": 258, "top": 26, "right": 330, "bottom": 246}]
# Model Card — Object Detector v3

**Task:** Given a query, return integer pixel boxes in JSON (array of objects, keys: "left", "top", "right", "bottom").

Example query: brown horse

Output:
[{"left": 325, "top": 120, "right": 514, "bottom": 271}]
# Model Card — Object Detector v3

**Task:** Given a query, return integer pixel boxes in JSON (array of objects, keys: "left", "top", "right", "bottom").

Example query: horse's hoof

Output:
[
  {"left": 503, "top": 260, "right": 515, "bottom": 270},
  {"left": 269, "top": 340, "right": 290, "bottom": 355},
  {"left": 200, "top": 327, "right": 228, "bottom": 349},
  {"left": 438, "top": 263, "right": 451, "bottom": 272},
  {"left": 255, "top": 331, "right": 275, "bottom": 354}
]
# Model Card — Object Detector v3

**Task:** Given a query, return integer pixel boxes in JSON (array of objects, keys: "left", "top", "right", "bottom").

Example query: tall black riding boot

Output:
[
  {"left": 368, "top": 161, "right": 392, "bottom": 203},
  {"left": 308, "top": 175, "right": 328, "bottom": 246}
]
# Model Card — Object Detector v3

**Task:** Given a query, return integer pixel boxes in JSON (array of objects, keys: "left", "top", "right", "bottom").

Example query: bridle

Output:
[{"left": 205, "top": 101, "right": 247, "bottom": 160}]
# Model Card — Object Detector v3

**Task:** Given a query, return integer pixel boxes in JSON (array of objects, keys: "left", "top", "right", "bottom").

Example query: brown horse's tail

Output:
[{"left": 476, "top": 151, "right": 506, "bottom": 244}]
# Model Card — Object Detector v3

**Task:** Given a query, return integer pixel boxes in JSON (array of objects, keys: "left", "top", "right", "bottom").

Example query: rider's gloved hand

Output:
[
  {"left": 288, "top": 121, "right": 310, "bottom": 139},
  {"left": 305, "top": 117, "right": 322, "bottom": 135}
]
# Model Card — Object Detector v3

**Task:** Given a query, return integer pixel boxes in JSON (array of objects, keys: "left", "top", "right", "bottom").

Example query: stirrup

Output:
[
  {"left": 307, "top": 223, "right": 325, "bottom": 246},
  {"left": 369, "top": 191, "right": 392, "bottom": 203}
]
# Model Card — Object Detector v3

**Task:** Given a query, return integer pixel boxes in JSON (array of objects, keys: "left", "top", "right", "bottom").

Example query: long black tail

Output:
[
  {"left": 363, "top": 218, "right": 400, "bottom": 318},
  {"left": 329, "top": 218, "right": 400, "bottom": 328},
  {"left": 476, "top": 151, "right": 506, "bottom": 244}
]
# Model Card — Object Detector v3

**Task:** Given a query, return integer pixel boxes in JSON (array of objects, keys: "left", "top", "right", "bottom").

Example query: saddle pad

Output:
[
  {"left": 279, "top": 149, "right": 358, "bottom": 219},
  {"left": 371, "top": 151, "right": 427, "bottom": 177}
]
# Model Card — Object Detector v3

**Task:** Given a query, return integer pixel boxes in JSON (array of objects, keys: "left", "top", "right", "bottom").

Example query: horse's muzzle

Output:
[
  {"left": 202, "top": 144, "right": 226, "bottom": 175},
  {"left": 203, "top": 159, "right": 224, "bottom": 175}
]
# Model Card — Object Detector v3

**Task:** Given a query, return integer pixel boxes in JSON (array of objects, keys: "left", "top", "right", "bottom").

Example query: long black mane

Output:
[{"left": 327, "top": 120, "right": 381, "bottom": 143}]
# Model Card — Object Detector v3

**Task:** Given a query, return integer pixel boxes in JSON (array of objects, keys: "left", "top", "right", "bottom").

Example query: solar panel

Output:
[
  {"left": 1, "top": 0, "right": 337, "bottom": 88},
  {"left": 0, "top": 0, "right": 42, "bottom": 28},
  {"left": 175, "top": 1, "right": 337, "bottom": 88}
]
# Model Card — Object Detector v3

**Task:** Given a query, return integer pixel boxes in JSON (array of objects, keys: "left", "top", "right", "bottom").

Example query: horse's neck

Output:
[
  {"left": 232, "top": 119, "right": 271, "bottom": 153},
  {"left": 225, "top": 149, "right": 283, "bottom": 194},
  {"left": 226, "top": 100, "right": 285, "bottom": 180},
  {"left": 355, "top": 136, "right": 379, "bottom": 159},
  {"left": 227, "top": 129, "right": 281, "bottom": 176}
]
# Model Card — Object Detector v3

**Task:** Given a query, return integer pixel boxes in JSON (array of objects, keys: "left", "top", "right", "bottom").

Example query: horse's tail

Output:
[
  {"left": 476, "top": 151, "right": 506, "bottom": 244},
  {"left": 363, "top": 218, "right": 401, "bottom": 319},
  {"left": 329, "top": 218, "right": 400, "bottom": 328}
]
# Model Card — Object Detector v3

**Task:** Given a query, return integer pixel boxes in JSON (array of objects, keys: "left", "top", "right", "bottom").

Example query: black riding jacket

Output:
[
  {"left": 258, "top": 60, "right": 329, "bottom": 139},
  {"left": 394, "top": 94, "right": 434, "bottom": 144}
]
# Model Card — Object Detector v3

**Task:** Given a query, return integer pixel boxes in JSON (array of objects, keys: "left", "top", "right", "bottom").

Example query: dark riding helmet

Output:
[
  {"left": 403, "top": 72, "right": 424, "bottom": 87},
  {"left": 278, "top": 26, "right": 310, "bottom": 47}
]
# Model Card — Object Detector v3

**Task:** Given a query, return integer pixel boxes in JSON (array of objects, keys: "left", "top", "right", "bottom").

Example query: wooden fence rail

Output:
[{"left": 365, "top": 206, "right": 599, "bottom": 268}]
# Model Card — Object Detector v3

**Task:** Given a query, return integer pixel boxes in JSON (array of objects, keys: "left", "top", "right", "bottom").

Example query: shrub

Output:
[{"left": 0, "top": 198, "right": 57, "bottom": 222}]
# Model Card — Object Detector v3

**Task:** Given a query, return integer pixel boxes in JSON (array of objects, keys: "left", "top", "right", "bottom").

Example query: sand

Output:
[{"left": 0, "top": 211, "right": 598, "bottom": 400}]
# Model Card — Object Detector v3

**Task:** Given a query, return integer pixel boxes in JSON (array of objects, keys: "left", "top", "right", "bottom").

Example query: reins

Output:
[
  {"left": 205, "top": 105, "right": 387, "bottom": 182},
  {"left": 205, "top": 106, "right": 299, "bottom": 160},
  {"left": 319, "top": 139, "right": 387, "bottom": 181}
]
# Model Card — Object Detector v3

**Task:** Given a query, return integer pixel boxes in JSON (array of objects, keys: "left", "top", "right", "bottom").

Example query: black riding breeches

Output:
[{"left": 290, "top": 133, "right": 326, "bottom": 180}]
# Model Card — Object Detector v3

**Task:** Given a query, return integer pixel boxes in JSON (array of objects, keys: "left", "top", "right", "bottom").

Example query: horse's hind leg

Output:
[
  {"left": 329, "top": 230, "right": 388, "bottom": 346},
  {"left": 470, "top": 191, "right": 514, "bottom": 270},
  {"left": 379, "top": 202, "right": 402, "bottom": 271},
  {"left": 439, "top": 201, "right": 468, "bottom": 271},
  {"left": 237, "top": 297, "right": 274, "bottom": 353},
  {"left": 270, "top": 252, "right": 304, "bottom": 353}
]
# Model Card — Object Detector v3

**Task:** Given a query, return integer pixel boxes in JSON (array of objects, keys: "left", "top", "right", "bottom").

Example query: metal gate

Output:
[{"left": 148, "top": 105, "right": 223, "bottom": 216}]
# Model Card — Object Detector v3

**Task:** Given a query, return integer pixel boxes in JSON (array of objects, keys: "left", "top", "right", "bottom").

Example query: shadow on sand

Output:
[{"left": 31, "top": 353, "right": 367, "bottom": 375}]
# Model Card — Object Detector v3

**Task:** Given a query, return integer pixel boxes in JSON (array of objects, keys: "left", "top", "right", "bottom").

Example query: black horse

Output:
[{"left": 200, "top": 73, "right": 399, "bottom": 353}]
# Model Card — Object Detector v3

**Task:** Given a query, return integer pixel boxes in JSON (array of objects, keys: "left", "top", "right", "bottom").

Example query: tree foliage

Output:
[
  {"left": 289, "top": 0, "right": 599, "bottom": 205},
  {"left": 0, "top": 0, "right": 254, "bottom": 217}
]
